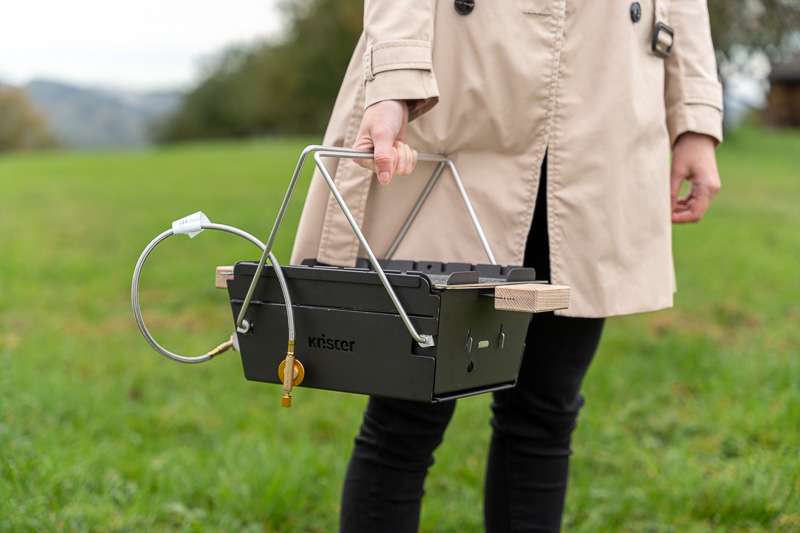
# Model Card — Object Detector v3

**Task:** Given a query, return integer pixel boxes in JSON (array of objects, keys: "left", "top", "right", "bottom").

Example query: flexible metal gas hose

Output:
[{"left": 131, "top": 221, "right": 295, "bottom": 365}]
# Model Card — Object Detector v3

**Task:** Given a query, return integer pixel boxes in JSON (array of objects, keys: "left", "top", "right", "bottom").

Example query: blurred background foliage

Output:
[
  {"left": 0, "top": 86, "right": 58, "bottom": 151},
  {"left": 156, "top": 0, "right": 362, "bottom": 142},
  {"left": 710, "top": 0, "right": 800, "bottom": 64}
]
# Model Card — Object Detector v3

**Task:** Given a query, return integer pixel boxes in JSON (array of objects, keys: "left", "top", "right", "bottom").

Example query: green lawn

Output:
[{"left": 1, "top": 129, "right": 799, "bottom": 532}]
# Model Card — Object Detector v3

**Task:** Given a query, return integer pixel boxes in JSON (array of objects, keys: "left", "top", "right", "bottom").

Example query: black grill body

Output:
[{"left": 227, "top": 260, "right": 536, "bottom": 402}]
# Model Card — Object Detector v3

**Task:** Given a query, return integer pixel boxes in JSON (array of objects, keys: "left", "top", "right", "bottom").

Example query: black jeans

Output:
[{"left": 340, "top": 160, "right": 605, "bottom": 533}]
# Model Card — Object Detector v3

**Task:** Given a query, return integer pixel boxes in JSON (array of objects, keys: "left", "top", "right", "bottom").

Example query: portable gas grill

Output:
[{"left": 132, "top": 146, "right": 570, "bottom": 406}]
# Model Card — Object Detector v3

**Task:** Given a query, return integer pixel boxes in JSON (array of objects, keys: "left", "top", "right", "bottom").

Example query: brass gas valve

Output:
[{"left": 277, "top": 341, "right": 305, "bottom": 407}]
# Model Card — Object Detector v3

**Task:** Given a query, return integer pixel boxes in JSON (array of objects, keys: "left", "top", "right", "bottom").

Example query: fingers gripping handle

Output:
[{"left": 235, "top": 145, "right": 497, "bottom": 349}]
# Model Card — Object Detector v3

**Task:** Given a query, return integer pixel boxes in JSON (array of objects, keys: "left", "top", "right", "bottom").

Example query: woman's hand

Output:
[
  {"left": 353, "top": 100, "right": 418, "bottom": 185},
  {"left": 670, "top": 132, "right": 721, "bottom": 223}
]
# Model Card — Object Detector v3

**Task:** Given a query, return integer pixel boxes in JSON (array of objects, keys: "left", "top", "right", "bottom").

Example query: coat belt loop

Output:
[{"left": 652, "top": 0, "right": 670, "bottom": 26}]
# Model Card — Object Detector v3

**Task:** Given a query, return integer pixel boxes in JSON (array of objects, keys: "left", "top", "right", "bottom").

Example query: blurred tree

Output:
[
  {"left": 708, "top": 0, "right": 800, "bottom": 123},
  {"left": 0, "top": 87, "right": 58, "bottom": 152},
  {"left": 709, "top": 0, "right": 800, "bottom": 64},
  {"left": 158, "top": 0, "right": 362, "bottom": 141}
]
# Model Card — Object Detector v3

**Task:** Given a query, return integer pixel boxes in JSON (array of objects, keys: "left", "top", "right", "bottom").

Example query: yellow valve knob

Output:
[
  {"left": 277, "top": 358, "right": 305, "bottom": 387},
  {"left": 278, "top": 346, "right": 304, "bottom": 408}
]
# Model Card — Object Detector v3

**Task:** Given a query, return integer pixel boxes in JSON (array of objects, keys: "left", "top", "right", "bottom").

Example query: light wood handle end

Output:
[
  {"left": 494, "top": 284, "right": 571, "bottom": 313},
  {"left": 216, "top": 266, "right": 235, "bottom": 289}
]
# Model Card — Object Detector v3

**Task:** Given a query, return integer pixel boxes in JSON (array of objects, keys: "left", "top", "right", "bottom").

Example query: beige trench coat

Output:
[{"left": 291, "top": 0, "right": 723, "bottom": 318}]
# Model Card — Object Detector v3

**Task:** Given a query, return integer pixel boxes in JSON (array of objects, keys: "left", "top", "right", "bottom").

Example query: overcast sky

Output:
[{"left": 0, "top": 0, "right": 281, "bottom": 90}]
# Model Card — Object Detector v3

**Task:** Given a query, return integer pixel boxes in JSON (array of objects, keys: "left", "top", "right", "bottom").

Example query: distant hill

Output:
[{"left": 24, "top": 79, "right": 181, "bottom": 149}]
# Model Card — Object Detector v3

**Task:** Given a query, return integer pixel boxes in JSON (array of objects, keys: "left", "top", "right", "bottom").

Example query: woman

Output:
[{"left": 292, "top": 1, "right": 722, "bottom": 531}]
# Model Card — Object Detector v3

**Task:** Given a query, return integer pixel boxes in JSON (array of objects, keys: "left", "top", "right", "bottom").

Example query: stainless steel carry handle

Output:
[{"left": 235, "top": 145, "right": 496, "bottom": 348}]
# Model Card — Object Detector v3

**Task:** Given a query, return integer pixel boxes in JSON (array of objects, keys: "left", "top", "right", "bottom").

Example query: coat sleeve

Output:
[
  {"left": 664, "top": 0, "right": 724, "bottom": 146},
  {"left": 363, "top": 0, "right": 439, "bottom": 120}
]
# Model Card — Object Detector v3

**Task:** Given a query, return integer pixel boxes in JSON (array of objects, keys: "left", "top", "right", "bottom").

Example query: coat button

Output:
[
  {"left": 455, "top": 0, "right": 475, "bottom": 15},
  {"left": 630, "top": 2, "right": 642, "bottom": 23}
]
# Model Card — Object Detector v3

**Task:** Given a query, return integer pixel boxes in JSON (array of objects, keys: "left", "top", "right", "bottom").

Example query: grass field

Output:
[{"left": 1, "top": 128, "right": 799, "bottom": 532}]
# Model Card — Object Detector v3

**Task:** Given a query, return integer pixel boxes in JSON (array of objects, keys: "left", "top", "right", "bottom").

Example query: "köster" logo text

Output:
[{"left": 308, "top": 334, "right": 356, "bottom": 352}]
